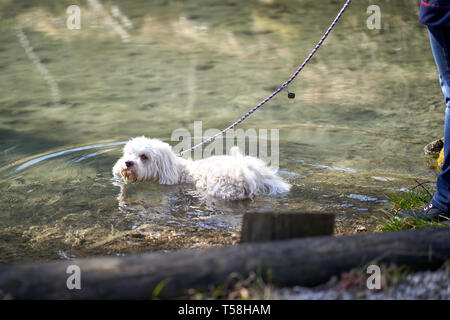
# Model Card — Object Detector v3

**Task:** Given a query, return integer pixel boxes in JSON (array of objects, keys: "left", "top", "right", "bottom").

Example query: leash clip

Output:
[{"left": 285, "top": 87, "right": 295, "bottom": 99}]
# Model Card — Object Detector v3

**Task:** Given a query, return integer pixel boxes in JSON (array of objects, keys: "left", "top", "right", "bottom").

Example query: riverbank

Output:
[{"left": 188, "top": 260, "right": 450, "bottom": 300}]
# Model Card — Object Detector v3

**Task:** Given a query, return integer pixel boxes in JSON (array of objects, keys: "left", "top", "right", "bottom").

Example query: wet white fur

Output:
[{"left": 113, "top": 136, "right": 291, "bottom": 200}]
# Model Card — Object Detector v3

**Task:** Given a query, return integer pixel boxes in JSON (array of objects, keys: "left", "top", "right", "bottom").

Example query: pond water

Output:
[{"left": 0, "top": 0, "right": 443, "bottom": 263}]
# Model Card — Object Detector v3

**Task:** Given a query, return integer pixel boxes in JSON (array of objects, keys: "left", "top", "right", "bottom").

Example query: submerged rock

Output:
[
  {"left": 424, "top": 138, "right": 443, "bottom": 155},
  {"left": 424, "top": 138, "right": 444, "bottom": 171}
]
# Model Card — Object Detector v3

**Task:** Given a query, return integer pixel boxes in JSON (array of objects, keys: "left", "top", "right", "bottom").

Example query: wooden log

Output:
[
  {"left": 241, "top": 211, "right": 335, "bottom": 243},
  {"left": 0, "top": 228, "right": 449, "bottom": 299}
]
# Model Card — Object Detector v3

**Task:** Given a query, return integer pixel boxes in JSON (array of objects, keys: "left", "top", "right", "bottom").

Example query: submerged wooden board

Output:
[{"left": 0, "top": 227, "right": 449, "bottom": 299}]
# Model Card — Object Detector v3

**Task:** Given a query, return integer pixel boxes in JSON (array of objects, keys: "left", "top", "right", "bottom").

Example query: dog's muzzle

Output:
[{"left": 121, "top": 162, "right": 137, "bottom": 182}]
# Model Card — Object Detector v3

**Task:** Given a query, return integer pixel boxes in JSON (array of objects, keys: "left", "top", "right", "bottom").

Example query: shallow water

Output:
[{"left": 0, "top": 0, "right": 443, "bottom": 263}]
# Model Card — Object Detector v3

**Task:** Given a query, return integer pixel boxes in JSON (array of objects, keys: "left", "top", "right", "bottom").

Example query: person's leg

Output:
[
  {"left": 400, "top": 26, "right": 450, "bottom": 220},
  {"left": 428, "top": 26, "right": 450, "bottom": 214}
]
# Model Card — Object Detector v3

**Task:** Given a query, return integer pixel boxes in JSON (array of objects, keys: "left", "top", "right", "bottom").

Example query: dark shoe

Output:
[{"left": 398, "top": 202, "right": 450, "bottom": 221}]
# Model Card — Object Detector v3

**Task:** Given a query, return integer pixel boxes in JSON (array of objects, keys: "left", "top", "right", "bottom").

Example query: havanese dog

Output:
[{"left": 113, "top": 136, "right": 291, "bottom": 200}]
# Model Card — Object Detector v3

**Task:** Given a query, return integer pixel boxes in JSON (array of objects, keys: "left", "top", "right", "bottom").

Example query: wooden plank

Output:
[
  {"left": 241, "top": 212, "right": 335, "bottom": 243},
  {"left": 0, "top": 227, "right": 449, "bottom": 299}
]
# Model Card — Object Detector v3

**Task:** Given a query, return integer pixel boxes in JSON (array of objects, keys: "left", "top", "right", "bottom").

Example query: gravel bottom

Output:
[{"left": 272, "top": 269, "right": 450, "bottom": 300}]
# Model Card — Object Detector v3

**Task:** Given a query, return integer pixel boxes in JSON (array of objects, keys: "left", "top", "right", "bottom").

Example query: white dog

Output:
[{"left": 113, "top": 136, "right": 291, "bottom": 200}]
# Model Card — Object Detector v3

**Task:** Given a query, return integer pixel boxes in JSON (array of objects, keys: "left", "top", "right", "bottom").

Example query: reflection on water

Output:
[
  {"left": 12, "top": 141, "right": 125, "bottom": 172},
  {"left": 0, "top": 0, "right": 442, "bottom": 263}
]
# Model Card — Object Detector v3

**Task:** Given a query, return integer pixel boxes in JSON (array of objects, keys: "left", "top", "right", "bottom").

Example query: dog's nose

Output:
[{"left": 125, "top": 161, "right": 134, "bottom": 168}]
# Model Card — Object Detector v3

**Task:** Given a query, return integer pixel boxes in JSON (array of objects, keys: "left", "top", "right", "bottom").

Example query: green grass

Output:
[
  {"left": 387, "top": 191, "right": 431, "bottom": 211},
  {"left": 377, "top": 190, "right": 449, "bottom": 232},
  {"left": 151, "top": 280, "right": 168, "bottom": 299}
]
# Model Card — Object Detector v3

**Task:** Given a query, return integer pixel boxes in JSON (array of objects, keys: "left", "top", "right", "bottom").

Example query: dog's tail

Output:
[
  {"left": 262, "top": 174, "right": 291, "bottom": 195},
  {"left": 230, "top": 146, "right": 242, "bottom": 157},
  {"left": 230, "top": 145, "right": 291, "bottom": 195}
]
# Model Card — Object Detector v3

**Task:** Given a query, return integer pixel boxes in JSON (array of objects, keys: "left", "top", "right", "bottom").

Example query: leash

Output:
[{"left": 180, "top": 0, "right": 352, "bottom": 156}]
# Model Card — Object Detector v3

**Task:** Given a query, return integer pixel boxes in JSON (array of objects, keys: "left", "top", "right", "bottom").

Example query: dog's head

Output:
[{"left": 113, "top": 136, "right": 180, "bottom": 184}]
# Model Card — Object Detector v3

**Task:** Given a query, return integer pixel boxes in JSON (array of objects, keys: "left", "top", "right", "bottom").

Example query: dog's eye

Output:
[{"left": 140, "top": 154, "right": 149, "bottom": 161}]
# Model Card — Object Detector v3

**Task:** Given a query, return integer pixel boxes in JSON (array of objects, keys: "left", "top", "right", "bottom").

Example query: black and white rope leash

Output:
[{"left": 180, "top": 0, "right": 352, "bottom": 156}]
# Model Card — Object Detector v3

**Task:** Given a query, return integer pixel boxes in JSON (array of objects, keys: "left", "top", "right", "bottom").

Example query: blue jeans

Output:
[{"left": 428, "top": 26, "right": 450, "bottom": 213}]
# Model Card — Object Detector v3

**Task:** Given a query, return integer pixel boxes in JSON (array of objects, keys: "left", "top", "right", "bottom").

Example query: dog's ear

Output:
[{"left": 155, "top": 146, "right": 180, "bottom": 184}]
